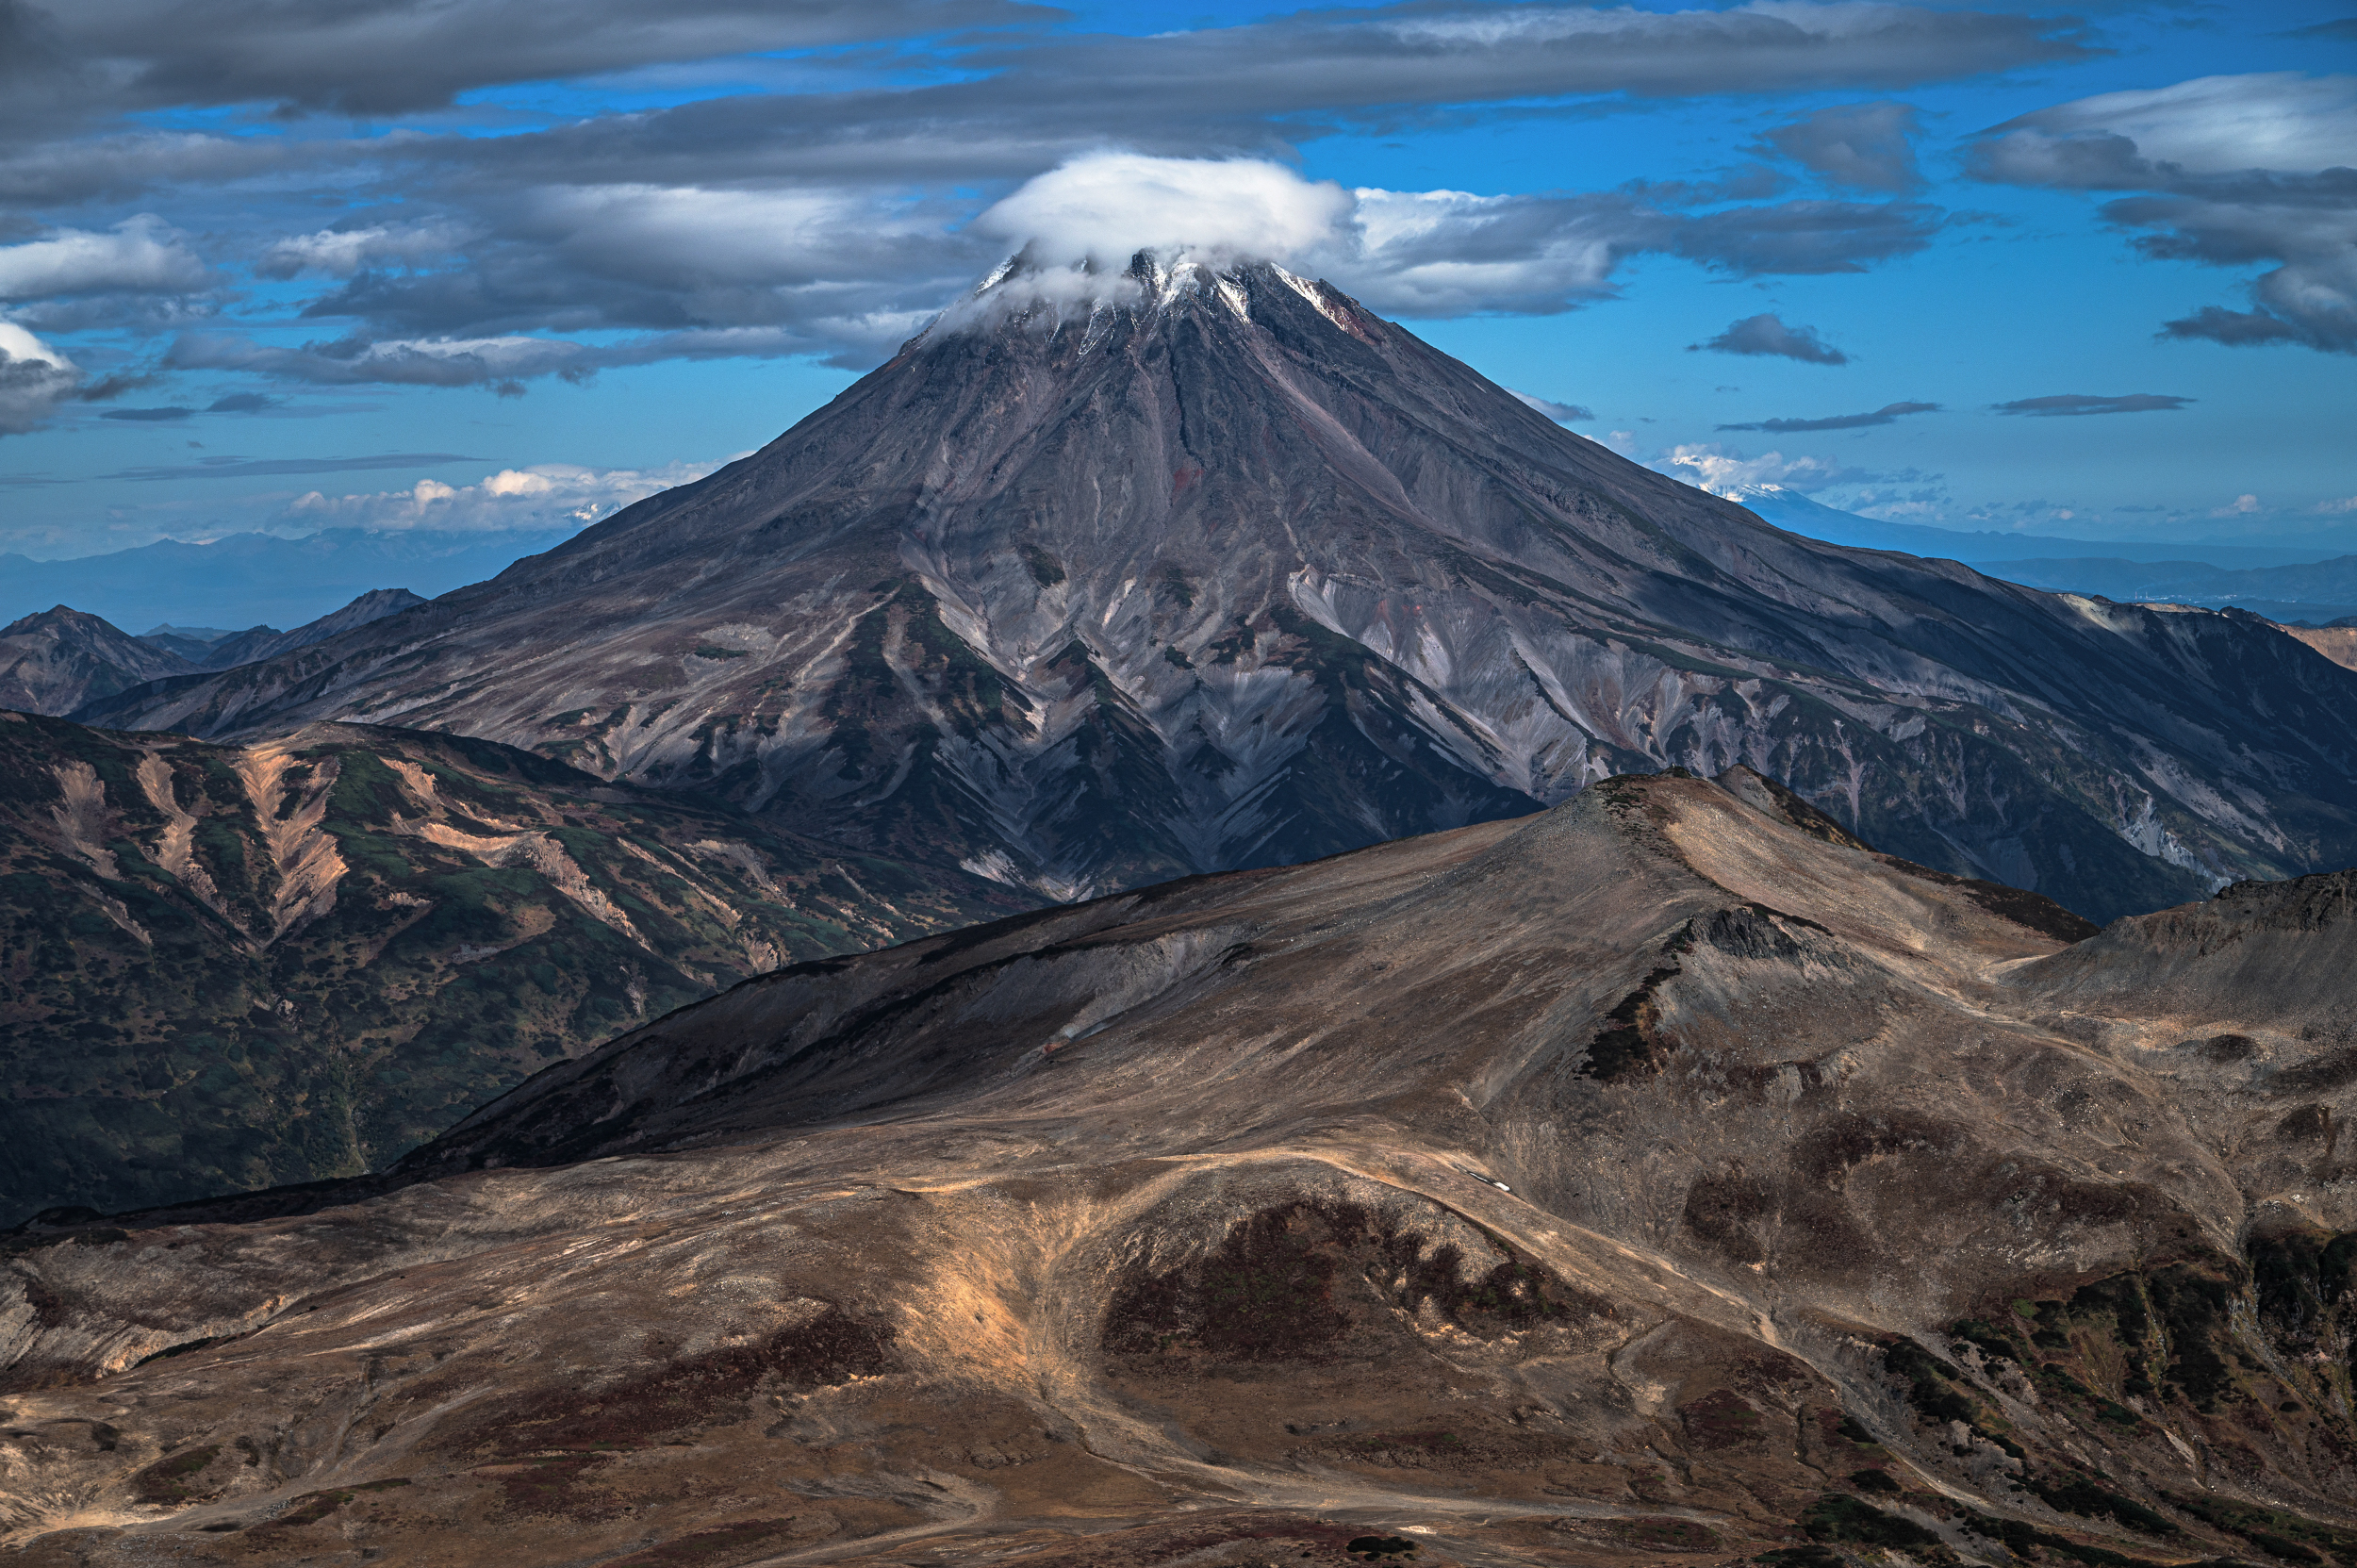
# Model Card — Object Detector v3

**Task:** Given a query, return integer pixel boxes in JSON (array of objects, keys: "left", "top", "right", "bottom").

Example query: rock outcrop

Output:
[{"left": 0, "top": 606, "right": 196, "bottom": 717}]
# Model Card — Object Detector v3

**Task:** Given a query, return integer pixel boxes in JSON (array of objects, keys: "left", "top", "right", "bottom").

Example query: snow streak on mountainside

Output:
[{"left": 77, "top": 256, "right": 2357, "bottom": 923}]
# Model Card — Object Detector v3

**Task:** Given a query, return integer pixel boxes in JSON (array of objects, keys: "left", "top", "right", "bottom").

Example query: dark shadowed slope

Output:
[
  {"left": 9, "top": 768, "right": 2357, "bottom": 1567},
  {"left": 77, "top": 257, "right": 2357, "bottom": 922},
  {"left": 0, "top": 712, "right": 1023, "bottom": 1222},
  {"left": 194, "top": 588, "right": 430, "bottom": 671},
  {"left": 0, "top": 606, "right": 196, "bottom": 717},
  {"left": 3, "top": 593, "right": 433, "bottom": 718}
]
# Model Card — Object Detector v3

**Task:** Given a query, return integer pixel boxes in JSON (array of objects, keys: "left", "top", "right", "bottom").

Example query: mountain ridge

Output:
[
  {"left": 0, "top": 710, "right": 1021, "bottom": 1222},
  {"left": 9, "top": 767, "right": 2357, "bottom": 1567}
]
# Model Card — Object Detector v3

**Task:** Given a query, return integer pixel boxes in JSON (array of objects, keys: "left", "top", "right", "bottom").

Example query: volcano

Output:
[{"left": 79, "top": 256, "right": 2357, "bottom": 921}]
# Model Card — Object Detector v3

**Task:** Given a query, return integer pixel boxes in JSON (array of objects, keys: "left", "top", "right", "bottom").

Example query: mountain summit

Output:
[{"left": 80, "top": 254, "right": 2357, "bottom": 919}]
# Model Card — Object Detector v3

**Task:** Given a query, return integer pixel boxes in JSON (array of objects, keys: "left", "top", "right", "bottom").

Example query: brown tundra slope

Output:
[{"left": 6, "top": 767, "right": 2357, "bottom": 1568}]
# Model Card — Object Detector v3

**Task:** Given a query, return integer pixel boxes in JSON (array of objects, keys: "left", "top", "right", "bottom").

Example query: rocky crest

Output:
[
  {"left": 73, "top": 257, "right": 2357, "bottom": 922},
  {"left": 8, "top": 768, "right": 2357, "bottom": 1566},
  {"left": 1, "top": 606, "right": 196, "bottom": 717}
]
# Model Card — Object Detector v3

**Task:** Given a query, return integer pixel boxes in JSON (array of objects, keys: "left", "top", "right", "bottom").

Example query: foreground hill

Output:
[
  {"left": 74, "top": 257, "right": 2357, "bottom": 923},
  {"left": 0, "top": 713, "right": 1021, "bottom": 1222},
  {"left": 8, "top": 768, "right": 2357, "bottom": 1568}
]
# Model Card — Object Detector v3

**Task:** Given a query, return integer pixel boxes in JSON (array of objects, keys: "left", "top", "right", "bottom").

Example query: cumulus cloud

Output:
[
  {"left": 0, "top": 321, "right": 78, "bottom": 436},
  {"left": 977, "top": 156, "right": 1356, "bottom": 274},
  {"left": 1718, "top": 400, "right": 1937, "bottom": 433},
  {"left": 1689, "top": 312, "right": 1849, "bottom": 364},
  {"left": 1971, "top": 73, "right": 2357, "bottom": 354},
  {"left": 1659, "top": 443, "right": 1878, "bottom": 495},
  {"left": 0, "top": 216, "right": 206, "bottom": 300},
  {"left": 1991, "top": 393, "right": 2193, "bottom": 416},
  {"left": 1758, "top": 102, "right": 1924, "bottom": 192},
  {"left": 284, "top": 459, "right": 723, "bottom": 532},
  {"left": 256, "top": 222, "right": 477, "bottom": 280},
  {"left": 1508, "top": 390, "right": 1594, "bottom": 422}
]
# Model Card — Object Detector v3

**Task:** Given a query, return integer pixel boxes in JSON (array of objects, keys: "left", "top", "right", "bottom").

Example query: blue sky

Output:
[{"left": 0, "top": 0, "right": 2350, "bottom": 561}]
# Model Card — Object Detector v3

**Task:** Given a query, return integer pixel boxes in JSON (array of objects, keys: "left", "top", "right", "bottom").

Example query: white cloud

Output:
[
  {"left": 1973, "top": 74, "right": 2357, "bottom": 354},
  {"left": 1982, "top": 74, "right": 2357, "bottom": 182},
  {"left": 955, "top": 155, "right": 1671, "bottom": 324},
  {"left": 977, "top": 153, "right": 1358, "bottom": 275},
  {"left": 285, "top": 458, "right": 726, "bottom": 532},
  {"left": 0, "top": 216, "right": 207, "bottom": 301},
  {"left": 1659, "top": 442, "right": 1860, "bottom": 495},
  {"left": 256, "top": 221, "right": 476, "bottom": 279},
  {"left": 0, "top": 322, "right": 81, "bottom": 436},
  {"left": 1508, "top": 389, "right": 1594, "bottom": 422},
  {"left": 2211, "top": 492, "right": 2262, "bottom": 517}
]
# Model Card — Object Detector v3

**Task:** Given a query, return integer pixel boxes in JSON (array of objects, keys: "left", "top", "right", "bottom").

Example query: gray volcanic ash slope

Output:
[
  {"left": 79, "top": 256, "right": 2357, "bottom": 921},
  {"left": 13, "top": 768, "right": 2357, "bottom": 1566}
]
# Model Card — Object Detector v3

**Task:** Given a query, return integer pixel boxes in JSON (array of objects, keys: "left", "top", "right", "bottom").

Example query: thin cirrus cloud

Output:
[
  {"left": 1508, "top": 390, "right": 1596, "bottom": 423},
  {"left": 1689, "top": 313, "right": 1850, "bottom": 365},
  {"left": 1718, "top": 401, "right": 1938, "bottom": 433},
  {"left": 1970, "top": 73, "right": 2357, "bottom": 354},
  {"left": 106, "top": 453, "right": 489, "bottom": 482},
  {"left": 97, "top": 392, "right": 285, "bottom": 422},
  {"left": 1991, "top": 393, "right": 2194, "bottom": 416}
]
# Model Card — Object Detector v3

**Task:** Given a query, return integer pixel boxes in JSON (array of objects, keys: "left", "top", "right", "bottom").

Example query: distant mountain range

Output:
[
  {"left": 1972, "top": 557, "right": 2357, "bottom": 625},
  {"left": 0, "top": 590, "right": 429, "bottom": 716},
  {"left": 1733, "top": 485, "right": 2354, "bottom": 569},
  {"left": 1737, "top": 487, "right": 2357, "bottom": 621},
  {"left": 0, "top": 526, "right": 577, "bottom": 633}
]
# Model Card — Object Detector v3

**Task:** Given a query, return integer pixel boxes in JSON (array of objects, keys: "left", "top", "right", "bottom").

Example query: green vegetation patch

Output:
[
  {"left": 2167, "top": 1490, "right": 2357, "bottom": 1566},
  {"left": 2030, "top": 1476, "right": 2178, "bottom": 1537},
  {"left": 131, "top": 1444, "right": 222, "bottom": 1505},
  {"left": 1799, "top": 1494, "right": 1939, "bottom": 1549},
  {"left": 605, "top": 1520, "right": 805, "bottom": 1567}
]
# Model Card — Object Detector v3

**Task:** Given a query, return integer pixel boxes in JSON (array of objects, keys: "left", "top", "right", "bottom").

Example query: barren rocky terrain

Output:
[
  {"left": 8, "top": 767, "right": 2357, "bottom": 1568},
  {"left": 74, "top": 257, "right": 2357, "bottom": 924}
]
